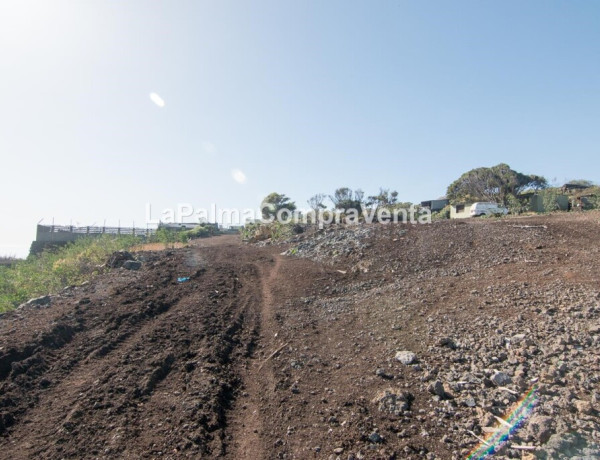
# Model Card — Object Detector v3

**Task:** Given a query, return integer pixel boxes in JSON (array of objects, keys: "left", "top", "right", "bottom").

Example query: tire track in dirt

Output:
[
  {"left": 0, "top": 273, "right": 186, "bottom": 446},
  {"left": 0, "top": 284, "right": 206, "bottom": 458},
  {"left": 0, "top": 242, "right": 267, "bottom": 458},
  {"left": 225, "top": 254, "right": 284, "bottom": 459}
]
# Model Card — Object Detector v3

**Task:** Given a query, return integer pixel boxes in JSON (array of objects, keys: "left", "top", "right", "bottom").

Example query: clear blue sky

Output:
[{"left": 1, "top": 0, "right": 599, "bottom": 256}]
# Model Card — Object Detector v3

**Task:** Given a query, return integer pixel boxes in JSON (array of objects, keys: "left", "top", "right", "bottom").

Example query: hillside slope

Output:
[{"left": 1, "top": 213, "right": 599, "bottom": 459}]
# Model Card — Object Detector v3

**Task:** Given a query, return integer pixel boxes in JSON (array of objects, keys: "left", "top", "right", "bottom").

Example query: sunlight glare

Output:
[{"left": 149, "top": 92, "right": 165, "bottom": 108}]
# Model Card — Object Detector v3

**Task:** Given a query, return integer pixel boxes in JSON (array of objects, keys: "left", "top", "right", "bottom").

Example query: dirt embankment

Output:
[{"left": 1, "top": 213, "right": 599, "bottom": 459}]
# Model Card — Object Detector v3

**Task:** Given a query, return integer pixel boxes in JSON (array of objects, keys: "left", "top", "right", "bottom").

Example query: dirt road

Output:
[{"left": 0, "top": 236, "right": 341, "bottom": 459}]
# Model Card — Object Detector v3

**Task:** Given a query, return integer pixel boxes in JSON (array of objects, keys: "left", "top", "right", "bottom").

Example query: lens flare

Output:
[
  {"left": 232, "top": 169, "right": 247, "bottom": 184},
  {"left": 149, "top": 92, "right": 165, "bottom": 108},
  {"left": 467, "top": 385, "right": 538, "bottom": 459}
]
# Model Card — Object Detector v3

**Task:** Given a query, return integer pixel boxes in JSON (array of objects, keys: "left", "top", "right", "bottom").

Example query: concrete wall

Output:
[
  {"left": 556, "top": 195, "right": 569, "bottom": 211},
  {"left": 421, "top": 199, "right": 449, "bottom": 212},
  {"left": 450, "top": 204, "right": 472, "bottom": 219},
  {"left": 36, "top": 225, "right": 82, "bottom": 243},
  {"left": 529, "top": 194, "right": 569, "bottom": 212}
]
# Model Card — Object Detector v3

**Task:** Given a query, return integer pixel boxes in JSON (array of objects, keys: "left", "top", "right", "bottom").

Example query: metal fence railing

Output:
[{"left": 36, "top": 224, "right": 156, "bottom": 239}]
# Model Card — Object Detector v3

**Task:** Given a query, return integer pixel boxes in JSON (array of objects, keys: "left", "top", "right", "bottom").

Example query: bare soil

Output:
[{"left": 1, "top": 212, "right": 599, "bottom": 459}]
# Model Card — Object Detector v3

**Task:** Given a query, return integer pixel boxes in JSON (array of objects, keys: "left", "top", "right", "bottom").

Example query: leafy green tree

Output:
[
  {"left": 447, "top": 163, "right": 547, "bottom": 205},
  {"left": 261, "top": 193, "right": 297, "bottom": 221},
  {"left": 366, "top": 188, "right": 399, "bottom": 209},
  {"left": 330, "top": 187, "right": 364, "bottom": 212}
]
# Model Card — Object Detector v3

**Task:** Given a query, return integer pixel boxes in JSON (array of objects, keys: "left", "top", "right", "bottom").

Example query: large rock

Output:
[
  {"left": 25, "top": 295, "right": 51, "bottom": 307},
  {"left": 123, "top": 260, "right": 142, "bottom": 271},
  {"left": 428, "top": 380, "right": 453, "bottom": 400},
  {"left": 395, "top": 351, "right": 417, "bottom": 365},
  {"left": 106, "top": 251, "right": 135, "bottom": 268}
]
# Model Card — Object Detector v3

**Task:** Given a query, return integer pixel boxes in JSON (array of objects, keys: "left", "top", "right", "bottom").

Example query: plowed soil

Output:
[{"left": 1, "top": 213, "right": 599, "bottom": 459}]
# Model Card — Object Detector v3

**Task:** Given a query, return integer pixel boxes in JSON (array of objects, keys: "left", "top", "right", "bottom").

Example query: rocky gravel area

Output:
[
  {"left": 280, "top": 225, "right": 378, "bottom": 268},
  {"left": 262, "top": 212, "right": 600, "bottom": 459},
  {"left": 418, "top": 280, "right": 600, "bottom": 458}
]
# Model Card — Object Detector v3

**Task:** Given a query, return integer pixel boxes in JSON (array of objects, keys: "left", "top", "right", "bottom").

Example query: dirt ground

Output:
[{"left": 1, "top": 212, "right": 599, "bottom": 459}]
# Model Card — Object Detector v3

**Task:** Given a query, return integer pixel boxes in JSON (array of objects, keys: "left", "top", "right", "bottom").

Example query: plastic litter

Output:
[{"left": 177, "top": 277, "right": 190, "bottom": 283}]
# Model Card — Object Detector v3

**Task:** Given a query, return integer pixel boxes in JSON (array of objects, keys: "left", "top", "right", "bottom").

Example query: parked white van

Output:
[{"left": 469, "top": 202, "right": 509, "bottom": 217}]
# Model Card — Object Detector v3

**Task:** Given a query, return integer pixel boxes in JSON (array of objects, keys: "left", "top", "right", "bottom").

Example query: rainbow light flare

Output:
[{"left": 467, "top": 385, "right": 538, "bottom": 459}]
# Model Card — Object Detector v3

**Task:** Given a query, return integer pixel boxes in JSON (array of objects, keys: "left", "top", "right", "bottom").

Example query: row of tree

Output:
[
  {"left": 261, "top": 188, "right": 415, "bottom": 221},
  {"left": 260, "top": 163, "right": 596, "bottom": 221}
]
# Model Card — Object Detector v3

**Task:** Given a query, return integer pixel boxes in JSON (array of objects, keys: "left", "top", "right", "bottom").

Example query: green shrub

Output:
[
  {"left": 0, "top": 235, "right": 139, "bottom": 313},
  {"left": 540, "top": 188, "right": 561, "bottom": 212},
  {"left": 506, "top": 194, "right": 528, "bottom": 215},
  {"left": 150, "top": 225, "right": 220, "bottom": 246},
  {"left": 181, "top": 225, "right": 219, "bottom": 240},
  {"left": 431, "top": 205, "right": 451, "bottom": 220},
  {"left": 240, "top": 221, "right": 294, "bottom": 242},
  {"left": 151, "top": 227, "right": 180, "bottom": 245},
  {"left": 589, "top": 195, "right": 600, "bottom": 209}
]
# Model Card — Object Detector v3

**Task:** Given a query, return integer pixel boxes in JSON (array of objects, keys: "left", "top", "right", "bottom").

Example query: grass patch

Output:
[
  {"left": 0, "top": 235, "right": 139, "bottom": 313},
  {"left": 148, "top": 225, "right": 221, "bottom": 248}
]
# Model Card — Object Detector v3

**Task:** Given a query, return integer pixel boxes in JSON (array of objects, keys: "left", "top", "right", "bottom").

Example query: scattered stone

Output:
[
  {"left": 106, "top": 250, "right": 135, "bottom": 268},
  {"left": 372, "top": 389, "right": 412, "bottom": 415},
  {"left": 395, "top": 351, "right": 417, "bottom": 365},
  {"left": 437, "top": 337, "right": 457, "bottom": 349},
  {"left": 428, "top": 380, "right": 445, "bottom": 398},
  {"left": 491, "top": 372, "right": 512, "bottom": 386},
  {"left": 368, "top": 432, "right": 383, "bottom": 444},
  {"left": 375, "top": 368, "right": 393, "bottom": 379},
  {"left": 123, "top": 260, "right": 142, "bottom": 271},
  {"left": 511, "top": 333, "right": 527, "bottom": 345},
  {"left": 428, "top": 380, "right": 452, "bottom": 399},
  {"left": 24, "top": 295, "right": 51, "bottom": 308},
  {"left": 524, "top": 415, "right": 554, "bottom": 443},
  {"left": 573, "top": 399, "right": 594, "bottom": 415},
  {"left": 463, "top": 397, "right": 477, "bottom": 407},
  {"left": 290, "top": 382, "right": 300, "bottom": 394}
]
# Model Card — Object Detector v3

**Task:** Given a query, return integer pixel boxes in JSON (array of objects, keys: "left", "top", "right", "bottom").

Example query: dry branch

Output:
[{"left": 258, "top": 342, "right": 289, "bottom": 370}]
